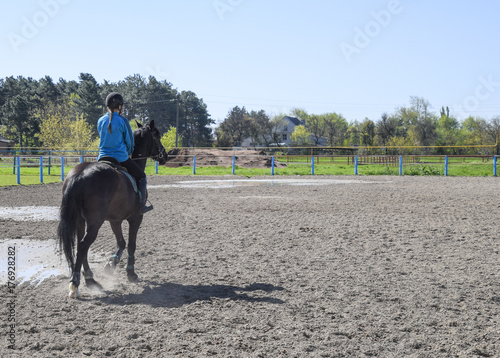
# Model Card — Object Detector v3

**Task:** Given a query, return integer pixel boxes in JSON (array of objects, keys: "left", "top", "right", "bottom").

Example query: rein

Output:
[{"left": 132, "top": 127, "right": 165, "bottom": 162}]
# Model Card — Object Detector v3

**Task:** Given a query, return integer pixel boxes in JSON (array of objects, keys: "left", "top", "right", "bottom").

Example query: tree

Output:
[
  {"left": 161, "top": 127, "right": 182, "bottom": 150},
  {"left": 291, "top": 125, "right": 312, "bottom": 146},
  {"left": 69, "top": 115, "right": 94, "bottom": 149},
  {"left": 0, "top": 76, "right": 40, "bottom": 147},
  {"left": 392, "top": 97, "right": 438, "bottom": 147},
  {"left": 143, "top": 76, "right": 177, "bottom": 132},
  {"left": 386, "top": 129, "right": 419, "bottom": 155},
  {"left": 307, "top": 115, "right": 325, "bottom": 145},
  {"left": 74, "top": 73, "right": 103, "bottom": 131},
  {"left": 435, "top": 106, "right": 461, "bottom": 152},
  {"left": 116, "top": 74, "right": 148, "bottom": 122},
  {"left": 359, "top": 118, "right": 376, "bottom": 146},
  {"left": 485, "top": 116, "right": 500, "bottom": 145},
  {"left": 290, "top": 108, "right": 309, "bottom": 121},
  {"left": 375, "top": 113, "right": 396, "bottom": 146},
  {"left": 2, "top": 94, "right": 31, "bottom": 147},
  {"left": 323, "top": 112, "right": 348, "bottom": 146},
  {"left": 460, "top": 116, "right": 489, "bottom": 152},
  {"left": 246, "top": 110, "right": 274, "bottom": 147},
  {"left": 178, "top": 90, "right": 213, "bottom": 147},
  {"left": 217, "top": 106, "right": 252, "bottom": 147},
  {"left": 408, "top": 96, "right": 438, "bottom": 146},
  {"left": 56, "top": 78, "right": 78, "bottom": 97},
  {"left": 38, "top": 101, "right": 93, "bottom": 149},
  {"left": 346, "top": 121, "right": 360, "bottom": 146}
]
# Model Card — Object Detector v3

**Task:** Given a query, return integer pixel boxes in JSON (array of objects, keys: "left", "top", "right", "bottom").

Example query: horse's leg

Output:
[
  {"left": 125, "top": 215, "right": 143, "bottom": 282},
  {"left": 69, "top": 222, "right": 103, "bottom": 298},
  {"left": 104, "top": 221, "right": 127, "bottom": 275},
  {"left": 71, "top": 218, "right": 101, "bottom": 291},
  {"left": 72, "top": 217, "right": 102, "bottom": 290}
]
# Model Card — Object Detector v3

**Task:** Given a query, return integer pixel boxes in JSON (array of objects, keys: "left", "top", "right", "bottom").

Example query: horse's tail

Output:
[{"left": 57, "top": 174, "right": 84, "bottom": 269}]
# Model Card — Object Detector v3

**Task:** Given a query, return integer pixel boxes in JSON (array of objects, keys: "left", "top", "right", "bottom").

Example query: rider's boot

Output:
[{"left": 138, "top": 177, "right": 153, "bottom": 214}]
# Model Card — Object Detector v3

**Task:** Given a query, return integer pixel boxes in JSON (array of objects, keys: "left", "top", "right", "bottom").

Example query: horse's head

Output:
[{"left": 133, "top": 120, "right": 168, "bottom": 165}]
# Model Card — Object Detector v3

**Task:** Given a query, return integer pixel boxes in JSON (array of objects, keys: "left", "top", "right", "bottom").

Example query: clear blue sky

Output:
[{"left": 2, "top": 0, "right": 500, "bottom": 125}]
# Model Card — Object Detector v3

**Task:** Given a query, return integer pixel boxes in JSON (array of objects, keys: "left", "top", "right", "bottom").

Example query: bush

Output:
[{"left": 404, "top": 165, "right": 442, "bottom": 176}]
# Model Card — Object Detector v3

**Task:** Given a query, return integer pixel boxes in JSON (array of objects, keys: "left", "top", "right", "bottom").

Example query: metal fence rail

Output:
[{"left": 1, "top": 154, "right": 499, "bottom": 185}]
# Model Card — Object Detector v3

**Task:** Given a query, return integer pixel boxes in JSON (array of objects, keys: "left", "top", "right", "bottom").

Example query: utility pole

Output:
[{"left": 175, "top": 94, "right": 180, "bottom": 147}]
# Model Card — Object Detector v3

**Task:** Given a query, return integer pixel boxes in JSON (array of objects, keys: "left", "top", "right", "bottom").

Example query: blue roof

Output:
[{"left": 283, "top": 116, "right": 305, "bottom": 126}]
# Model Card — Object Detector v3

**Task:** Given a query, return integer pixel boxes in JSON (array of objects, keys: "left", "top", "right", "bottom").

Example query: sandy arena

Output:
[{"left": 0, "top": 175, "right": 499, "bottom": 357}]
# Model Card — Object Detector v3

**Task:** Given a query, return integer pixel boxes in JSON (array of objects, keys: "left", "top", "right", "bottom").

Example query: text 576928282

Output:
[{"left": 6, "top": 245, "right": 17, "bottom": 350}]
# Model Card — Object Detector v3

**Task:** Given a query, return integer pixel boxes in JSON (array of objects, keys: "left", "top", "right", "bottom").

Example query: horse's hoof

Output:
[
  {"left": 127, "top": 273, "right": 139, "bottom": 283},
  {"left": 86, "top": 278, "right": 104, "bottom": 292},
  {"left": 103, "top": 262, "right": 115, "bottom": 275},
  {"left": 68, "top": 282, "right": 80, "bottom": 299}
]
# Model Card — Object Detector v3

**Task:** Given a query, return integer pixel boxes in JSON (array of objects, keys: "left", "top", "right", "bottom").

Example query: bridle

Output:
[{"left": 133, "top": 126, "right": 167, "bottom": 162}]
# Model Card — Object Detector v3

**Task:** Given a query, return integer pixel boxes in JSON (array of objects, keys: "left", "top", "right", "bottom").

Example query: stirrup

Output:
[{"left": 141, "top": 201, "right": 154, "bottom": 214}]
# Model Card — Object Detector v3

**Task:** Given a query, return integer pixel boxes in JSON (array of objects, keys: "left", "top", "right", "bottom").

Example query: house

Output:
[
  {"left": 240, "top": 116, "right": 307, "bottom": 147},
  {"left": 279, "top": 116, "right": 306, "bottom": 146},
  {"left": 0, "top": 134, "right": 14, "bottom": 152}
]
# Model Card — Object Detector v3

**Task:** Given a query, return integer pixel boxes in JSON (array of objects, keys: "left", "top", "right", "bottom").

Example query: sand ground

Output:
[{"left": 1, "top": 175, "right": 499, "bottom": 357}]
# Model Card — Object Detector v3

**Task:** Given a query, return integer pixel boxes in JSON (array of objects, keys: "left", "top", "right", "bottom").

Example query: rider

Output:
[{"left": 97, "top": 92, "right": 153, "bottom": 214}]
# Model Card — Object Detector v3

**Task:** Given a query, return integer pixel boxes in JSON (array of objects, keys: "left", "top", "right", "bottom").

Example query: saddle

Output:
[{"left": 98, "top": 158, "right": 139, "bottom": 194}]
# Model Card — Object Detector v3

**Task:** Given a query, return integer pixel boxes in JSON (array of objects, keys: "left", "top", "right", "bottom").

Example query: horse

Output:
[{"left": 57, "top": 120, "right": 167, "bottom": 298}]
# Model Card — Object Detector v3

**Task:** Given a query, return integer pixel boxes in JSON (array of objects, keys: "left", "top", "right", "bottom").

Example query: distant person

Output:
[{"left": 97, "top": 92, "right": 153, "bottom": 214}]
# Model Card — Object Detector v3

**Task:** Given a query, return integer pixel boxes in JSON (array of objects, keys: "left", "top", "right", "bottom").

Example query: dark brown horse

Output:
[{"left": 57, "top": 120, "right": 167, "bottom": 298}]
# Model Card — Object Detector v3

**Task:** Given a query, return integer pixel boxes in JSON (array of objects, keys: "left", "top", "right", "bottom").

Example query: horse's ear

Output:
[
  {"left": 149, "top": 120, "right": 155, "bottom": 129},
  {"left": 136, "top": 120, "right": 142, "bottom": 128}
]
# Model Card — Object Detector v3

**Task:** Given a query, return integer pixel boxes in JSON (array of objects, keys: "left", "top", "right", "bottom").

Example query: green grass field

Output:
[{"left": 1, "top": 160, "right": 498, "bottom": 187}]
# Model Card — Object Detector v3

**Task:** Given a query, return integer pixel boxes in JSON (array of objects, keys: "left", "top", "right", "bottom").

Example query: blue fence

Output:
[
  {"left": 3, "top": 155, "right": 500, "bottom": 185},
  {"left": 5, "top": 155, "right": 160, "bottom": 185},
  {"left": 199, "top": 155, "right": 499, "bottom": 177}
]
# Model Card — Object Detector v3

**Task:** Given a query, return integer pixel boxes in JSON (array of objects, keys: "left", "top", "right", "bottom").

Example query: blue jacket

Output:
[{"left": 97, "top": 112, "right": 135, "bottom": 162}]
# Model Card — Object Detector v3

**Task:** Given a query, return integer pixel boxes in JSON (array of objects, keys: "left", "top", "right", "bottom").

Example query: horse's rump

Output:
[{"left": 58, "top": 162, "right": 138, "bottom": 267}]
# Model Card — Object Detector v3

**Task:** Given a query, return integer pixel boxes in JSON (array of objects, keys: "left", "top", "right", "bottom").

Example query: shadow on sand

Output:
[{"left": 94, "top": 281, "right": 285, "bottom": 307}]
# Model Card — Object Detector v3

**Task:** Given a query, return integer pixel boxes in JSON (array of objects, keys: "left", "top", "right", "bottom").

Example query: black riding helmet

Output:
[{"left": 106, "top": 92, "right": 124, "bottom": 110}]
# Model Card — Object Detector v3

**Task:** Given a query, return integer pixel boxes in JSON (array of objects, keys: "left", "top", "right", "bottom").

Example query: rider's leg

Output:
[
  {"left": 138, "top": 177, "right": 153, "bottom": 213},
  {"left": 120, "top": 158, "right": 153, "bottom": 214}
]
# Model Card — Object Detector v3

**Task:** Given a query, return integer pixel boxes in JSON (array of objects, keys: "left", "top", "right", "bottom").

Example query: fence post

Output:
[
  {"left": 494, "top": 156, "right": 497, "bottom": 177},
  {"left": 48, "top": 150, "right": 51, "bottom": 175},
  {"left": 155, "top": 161, "right": 158, "bottom": 174},
  {"left": 79, "top": 155, "right": 83, "bottom": 164},
  {"left": 193, "top": 156, "right": 196, "bottom": 175},
  {"left": 13, "top": 156, "right": 16, "bottom": 175},
  {"left": 311, "top": 156, "right": 315, "bottom": 175},
  {"left": 354, "top": 156, "right": 358, "bottom": 175},
  {"left": 444, "top": 156, "right": 448, "bottom": 176},
  {"left": 232, "top": 156, "right": 235, "bottom": 175},
  {"left": 271, "top": 156, "right": 275, "bottom": 176},
  {"left": 16, "top": 156, "right": 20, "bottom": 185},
  {"left": 40, "top": 156, "right": 44, "bottom": 183},
  {"left": 61, "top": 156, "right": 65, "bottom": 181}
]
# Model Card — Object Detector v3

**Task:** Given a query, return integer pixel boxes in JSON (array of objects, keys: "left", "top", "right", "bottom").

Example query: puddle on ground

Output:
[
  {"left": 149, "top": 178, "right": 383, "bottom": 189},
  {"left": 0, "top": 238, "right": 67, "bottom": 286},
  {"left": 0, "top": 206, "right": 59, "bottom": 221}
]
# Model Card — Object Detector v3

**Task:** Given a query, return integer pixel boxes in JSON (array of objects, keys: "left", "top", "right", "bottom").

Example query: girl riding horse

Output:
[{"left": 97, "top": 92, "right": 152, "bottom": 214}]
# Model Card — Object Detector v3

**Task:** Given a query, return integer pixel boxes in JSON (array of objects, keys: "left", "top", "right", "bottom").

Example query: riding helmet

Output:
[{"left": 105, "top": 92, "right": 124, "bottom": 109}]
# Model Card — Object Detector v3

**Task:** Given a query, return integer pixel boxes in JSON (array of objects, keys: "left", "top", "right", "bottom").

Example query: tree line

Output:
[
  {"left": 0, "top": 73, "right": 214, "bottom": 149},
  {"left": 214, "top": 97, "right": 500, "bottom": 154},
  {"left": 1, "top": 75, "right": 499, "bottom": 155}
]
